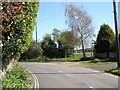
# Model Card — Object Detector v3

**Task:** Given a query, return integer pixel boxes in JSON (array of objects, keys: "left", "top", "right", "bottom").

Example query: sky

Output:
[{"left": 32, "top": 2, "right": 119, "bottom": 42}]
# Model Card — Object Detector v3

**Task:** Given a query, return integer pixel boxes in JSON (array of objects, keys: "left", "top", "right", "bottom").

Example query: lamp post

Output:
[{"left": 113, "top": 0, "right": 120, "bottom": 69}]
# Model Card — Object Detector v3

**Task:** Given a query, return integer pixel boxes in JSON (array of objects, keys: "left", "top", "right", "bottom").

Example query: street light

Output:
[{"left": 113, "top": 0, "right": 120, "bottom": 69}]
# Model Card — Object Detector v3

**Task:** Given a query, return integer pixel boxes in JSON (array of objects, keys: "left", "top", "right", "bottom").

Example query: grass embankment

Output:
[
  {"left": 2, "top": 65, "right": 31, "bottom": 88},
  {"left": 79, "top": 60, "right": 116, "bottom": 66},
  {"left": 104, "top": 67, "right": 120, "bottom": 76}
]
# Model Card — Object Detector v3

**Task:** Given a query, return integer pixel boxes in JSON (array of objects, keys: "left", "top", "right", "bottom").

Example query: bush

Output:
[
  {"left": 19, "top": 41, "right": 43, "bottom": 61},
  {"left": 22, "top": 57, "right": 48, "bottom": 62},
  {"left": 2, "top": 65, "right": 31, "bottom": 88},
  {"left": 91, "top": 58, "right": 101, "bottom": 63}
]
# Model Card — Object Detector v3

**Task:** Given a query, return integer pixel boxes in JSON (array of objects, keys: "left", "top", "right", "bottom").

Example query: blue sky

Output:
[{"left": 32, "top": 2, "right": 116, "bottom": 41}]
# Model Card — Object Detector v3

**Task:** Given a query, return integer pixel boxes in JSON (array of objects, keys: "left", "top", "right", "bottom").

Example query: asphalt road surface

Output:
[{"left": 19, "top": 62, "right": 119, "bottom": 89}]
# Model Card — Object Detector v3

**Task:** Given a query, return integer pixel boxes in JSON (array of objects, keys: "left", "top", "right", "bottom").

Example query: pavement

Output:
[{"left": 19, "top": 62, "right": 119, "bottom": 89}]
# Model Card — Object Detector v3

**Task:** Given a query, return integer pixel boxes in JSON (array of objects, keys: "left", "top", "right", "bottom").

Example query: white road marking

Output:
[
  {"left": 65, "top": 74, "right": 72, "bottom": 77},
  {"left": 29, "top": 71, "right": 39, "bottom": 89},
  {"left": 89, "top": 86, "right": 96, "bottom": 90},
  {"left": 33, "top": 73, "right": 39, "bottom": 89},
  {"left": 59, "top": 71, "right": 63, "bottom": 73}
]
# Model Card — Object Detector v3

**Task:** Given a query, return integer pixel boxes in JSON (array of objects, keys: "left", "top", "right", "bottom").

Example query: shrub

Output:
[
  {"left": 91, "top": 58, "right": 101, "bottom": 63},
  {"left": 2, "top": 65, "right": 31, "bottom": 88},
  {"left": 19, "top": 41, "right": 43, "bottom": 60},
  {"left": 22, "top": 57, "right": 48, "bottom": 62}
]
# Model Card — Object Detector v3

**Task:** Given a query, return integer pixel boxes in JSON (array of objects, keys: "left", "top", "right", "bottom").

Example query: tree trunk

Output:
[{"left": 81, "top": 38, "right": 86, "bottom": 58}]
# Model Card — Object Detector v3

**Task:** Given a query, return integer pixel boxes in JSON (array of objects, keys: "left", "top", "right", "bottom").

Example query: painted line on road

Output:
[
  {"left": 89, "top": 86, "right": 96, "bottom": 90},
  {"left": 59, "top": 70, "right": 72, "bottom": 78},
  {"left": 29, "top": 71, "right": 39, "bottom": 89},
  {"left": 59, "top": 71, "right": 63, "bottom": 73},
  {"left": 32, "top": 73, "right": 40, "bottom": 89},
  {"left": 65, "top": 74, "right": 72, "bottom": 77}
]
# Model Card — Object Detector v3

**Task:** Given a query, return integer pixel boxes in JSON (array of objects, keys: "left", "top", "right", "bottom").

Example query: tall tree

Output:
[
  {"left": 95, "top": 24, "right": 115, "bottom": 57},
  {"left": 65, "top": 4, "right": 94, "bottom": 58}
]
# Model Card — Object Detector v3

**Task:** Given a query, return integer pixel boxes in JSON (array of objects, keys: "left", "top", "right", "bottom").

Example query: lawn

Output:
[{"left": 49, "top": 52, "right": 92, "bottom": 61}]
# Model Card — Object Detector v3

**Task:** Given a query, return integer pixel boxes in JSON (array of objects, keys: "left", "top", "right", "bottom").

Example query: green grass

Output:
[
  {"left": 49, "top": 53, "right": 92, "bottom": 61},
  {"left": 79, "top": 60, "right": 117, "bottom": 66},
  {"left": 21, "top": 53, "right": 86, "bottom": 62},
  {"left": 2, "top": 65, "right": 31, "bottom": 88},
  {"left": 24, "top": 57, "right": 48, "bottom": 62},
  {"left": 104, "top": 67, "right": 120, "bottom": 75}
]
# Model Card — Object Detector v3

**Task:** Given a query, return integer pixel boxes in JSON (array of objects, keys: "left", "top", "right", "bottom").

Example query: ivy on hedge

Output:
[{"left": 1, "top": 2, "right": 39, "bottom": 64}]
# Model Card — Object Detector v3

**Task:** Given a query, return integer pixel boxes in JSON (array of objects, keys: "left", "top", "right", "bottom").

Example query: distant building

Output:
[{"left": 74, "top": 48, "right": 93, "bottom": 53}]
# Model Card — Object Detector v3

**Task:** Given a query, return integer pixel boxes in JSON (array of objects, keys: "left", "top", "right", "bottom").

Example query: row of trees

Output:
[
  {"left": 20, "top": 4, "right": 95, "bottom": 59},
  {"left": 41, "top": 28, "right": 80, "bottom": 58},
  {"left": 19, "top": 4, "right": 117, "bottom": 61}
]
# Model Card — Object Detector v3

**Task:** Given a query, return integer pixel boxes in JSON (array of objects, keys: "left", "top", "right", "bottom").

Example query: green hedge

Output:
[{"left": 2, "top": 2, "right": 39, "bottom": 65}]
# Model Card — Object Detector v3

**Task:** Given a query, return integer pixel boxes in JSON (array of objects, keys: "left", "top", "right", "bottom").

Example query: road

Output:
[{"left": 19, "top": 62, "right": 118, "bottom": 89}]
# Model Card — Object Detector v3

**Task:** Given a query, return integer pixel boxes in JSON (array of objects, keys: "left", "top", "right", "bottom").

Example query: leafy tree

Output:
[
  {"left": 41, "top": 35, "right": 57, "bottom": 58},
  {"left": 2, "top": 2, "right": 39, "bottom": 66},
  {"left": 95, "top": 24, "right": 115, "bottom": 57},
  {"left": 52, "top": 28, "right": 61, "bottom": 42},
  {"left": 65, "top": 4, "right": 94, "bottom": 58}
]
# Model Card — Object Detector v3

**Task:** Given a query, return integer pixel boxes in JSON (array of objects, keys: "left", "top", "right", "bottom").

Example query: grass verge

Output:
[
  {"left": 79, "top": 60, "right": 117, "bottom": 66},
  {"left": 2, "top": 65, "right": 31, "bottom": 88},
  {"left": 23, "top": 58, "right": 48, "bottom": 62},
  {"left": 104, "top": 67, "right": 120, "bottom": 76}
]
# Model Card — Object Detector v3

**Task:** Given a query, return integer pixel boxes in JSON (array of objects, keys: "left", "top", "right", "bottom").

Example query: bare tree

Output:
[{"left": 65, "top": 4, "right": 94, "bottom": 58}]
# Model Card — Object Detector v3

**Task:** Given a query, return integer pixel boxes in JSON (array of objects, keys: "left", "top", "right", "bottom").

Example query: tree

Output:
[
  {"left": 94, "top": 24, "right": 115, "bottom": 57},
  {"left": 65, "top": 4, "right": 94, "bottom": 58},
  {"left": 41, "top": 34, "right": 57, "bottom": 58},
  {"left": 52, "top": 28, "right": 61, "bottom": 42},
  {"left": 60, "top": 30, "right": 80, "bottom": 56}
]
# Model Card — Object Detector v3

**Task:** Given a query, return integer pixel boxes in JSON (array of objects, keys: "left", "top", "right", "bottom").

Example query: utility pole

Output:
[
  {"left": 36, "top": 21, "right": 38, "bottom": 44},
  {"left": 113, "top": 0, "right": 120, "bottom": 69}
]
